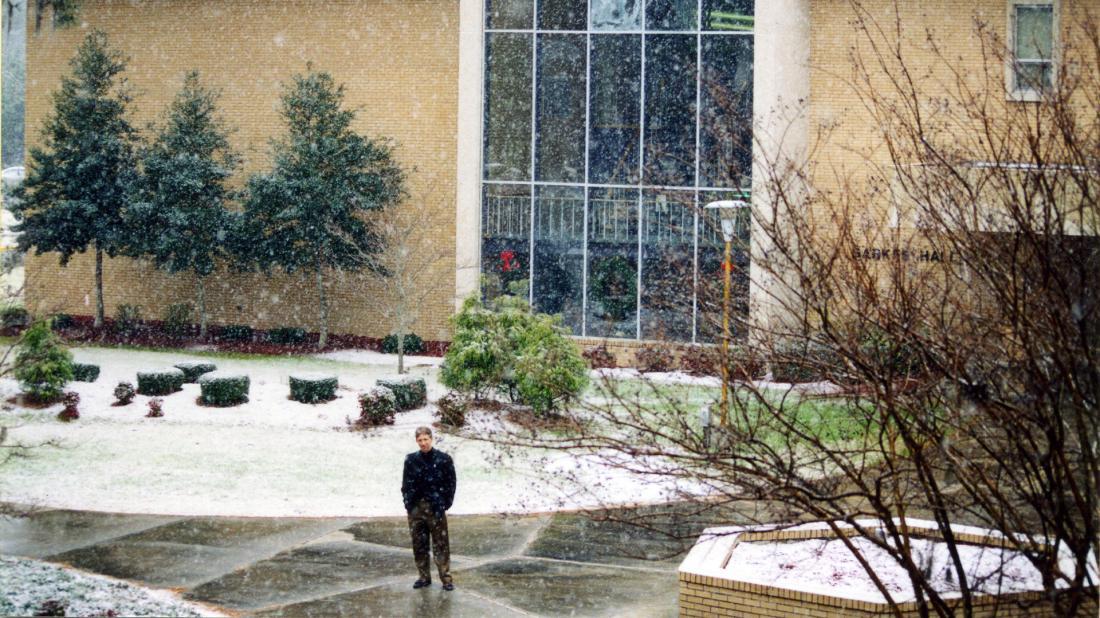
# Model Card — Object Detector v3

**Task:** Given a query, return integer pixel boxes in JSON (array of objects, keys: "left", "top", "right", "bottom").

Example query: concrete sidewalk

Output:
[{"left": 0, "top": 508, "right": 683, "bottom": 616}]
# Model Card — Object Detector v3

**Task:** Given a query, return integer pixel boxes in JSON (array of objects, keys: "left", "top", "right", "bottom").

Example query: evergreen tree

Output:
[
  {"left": 11, "top": 30, "right": 138, "bottom": 328},
  {"left": 14, "top": 320, "right": 73, "bottom": 402},
  {"left": 242, "top": 68, "right": 405, "bottom": 348},
  {"left": 129, "top": 71, "right": 238, "bottom": 338}
]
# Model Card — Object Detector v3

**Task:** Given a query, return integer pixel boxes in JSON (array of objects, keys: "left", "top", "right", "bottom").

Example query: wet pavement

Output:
[{"left": 0, "top": 508, "right": 684, "bottom": 617}]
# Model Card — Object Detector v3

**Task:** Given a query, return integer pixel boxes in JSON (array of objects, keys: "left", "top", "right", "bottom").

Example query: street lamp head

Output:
[{"left": 704, "top": 199, "right": 749, "bottom": 242}]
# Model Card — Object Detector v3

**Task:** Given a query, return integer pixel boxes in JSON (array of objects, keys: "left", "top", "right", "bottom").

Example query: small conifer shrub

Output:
[
  {"left": 199, "top": 372, "right": 250, "bottom": 406},
  {"left": 71, "top": 363, "right": 100, "bottom": 382},
  {"left": 14, "top": 321, "right": 74, "bottom": 403},
  {"left": 113, "top": 381, "right": 136, "bottom": 405},
  {"left": 352, "top": 386, "right": 396, "bottom": 428},
  {"left": 58, "top": 391, "right": 80, "bottom": 422},
  {"left": 137, "top": 368, "right": 185, "bottom": 396},
  {"left": 162, "top": 303, "right": 194, "bottom": 339}
]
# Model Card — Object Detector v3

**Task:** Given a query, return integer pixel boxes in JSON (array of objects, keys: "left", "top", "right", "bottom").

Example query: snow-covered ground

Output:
[
  {"left": 0, "top": 346, "right": 708, "bottom": 517},
  {"left": 0, "top": 556, "right": 224, "bottom": 617}
]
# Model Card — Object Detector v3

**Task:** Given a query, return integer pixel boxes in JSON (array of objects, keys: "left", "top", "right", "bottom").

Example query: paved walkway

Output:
[{"left": 0, "top": 508, "right": 682, "bottom": 616}]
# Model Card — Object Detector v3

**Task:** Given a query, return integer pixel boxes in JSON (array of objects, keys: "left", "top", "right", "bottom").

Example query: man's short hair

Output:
[{"left": 415, "top": 426, "right": 433, "bottom": 438}]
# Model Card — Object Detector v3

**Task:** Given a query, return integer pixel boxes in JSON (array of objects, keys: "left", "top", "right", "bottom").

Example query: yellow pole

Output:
[{"left": 720, "top": 237, "right": 732, "bottom": 427}]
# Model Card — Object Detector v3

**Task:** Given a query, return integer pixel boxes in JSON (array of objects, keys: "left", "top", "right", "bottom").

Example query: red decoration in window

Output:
[{"left": 500, "top": 250, "right": 519, "bottom": 272}]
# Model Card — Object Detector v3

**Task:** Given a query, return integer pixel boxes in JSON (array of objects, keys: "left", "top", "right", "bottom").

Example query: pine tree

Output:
[
  {"left": 129, "top": 71, "right": 238, "bottom": 339},
  {"left": 14, "top": 320, "right": 73, "bottom": 402},
  {"left": 11, "top": 30, "right": 138, "bottom": 328},
  {"left": 242, "top": 68, "right": 405, "bottom": 348}
]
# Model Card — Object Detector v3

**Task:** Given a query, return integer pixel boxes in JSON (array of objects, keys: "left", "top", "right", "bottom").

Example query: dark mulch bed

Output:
[{"left": 16, "top": 315, "right": 448, "bottom": 357}]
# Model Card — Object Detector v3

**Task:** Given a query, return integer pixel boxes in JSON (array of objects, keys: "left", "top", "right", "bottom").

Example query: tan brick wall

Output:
[
  {"left": 24, "top": 0, "right": 459, "bottom": 341},
  {"left": 679, "top": 573, "right": 1095, "bottom": 617}
]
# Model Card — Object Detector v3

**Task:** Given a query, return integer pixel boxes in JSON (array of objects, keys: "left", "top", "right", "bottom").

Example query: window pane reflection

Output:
[
  {"left": 533, "top": 186, "right": 585, "bottom": 334},
  {"left": 482, "top": 184, "right": 531, "bottom": 302},
  {"left": 486, "top": 0, "right": 533, "bottom": 30},
  {"left": 592, "top": 0, "right": 642, "bottom": 31},
  {"left": 701, "top": 34, "right": 753, "bottom": 189},
  {"left": 646, "top": 0, "right": 696, "bottom": 30},
  {"left": 589, "top": 35, "right": 641, "bottom": 184},
  {"left": 587, "top": 187, "right": 639, "bottom": 338},
  {"left": 641, "top": 190, "right": 694, "bottom": 341},
  {"left": 536, "top": 34, "right": 587, "bottom": 183},
  {"left": 644, "top": 35, "right": 697, "bottom": 187},
  {"left": 484, "top": 33, "right": 532, "bottom": 181}
]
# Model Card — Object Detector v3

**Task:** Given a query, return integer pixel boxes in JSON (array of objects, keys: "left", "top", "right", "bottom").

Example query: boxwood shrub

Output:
[
  {"left": 269, "top": 327, "right": 307, "bottom": 345},
  {"left": 174, "top": 361, "right": 217, "bottom": 383},
  {"left": 382, "top": 333, "right": 425, "bottom": 354},
  {"left": 289, "top": 374, "right": 338, "bottom": 404},
  {"left": 137, "top": 368, "right": 185, "bottom": 396},
  {"left": 217, "top": 324, "right": 253, "bottom": 342},
  {"left": 199, "top": 372, "right": 250, "bottom": 406},
  {"left": 376, "top": 376, "right": 427, "bottom": 411},
  {"left": 71, "top": 362, "right": 100, "bottom": 383},
  {"left": 354, "top": 386, "right": 396, "bottom": 427}
]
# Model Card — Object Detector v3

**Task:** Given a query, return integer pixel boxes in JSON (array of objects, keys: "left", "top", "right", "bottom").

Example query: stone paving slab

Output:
[
  {"left": 48, "top": 516, "right": 357, "bottom": 589},
  {"left": 252, "top": 582, "right": 527, "bottom": 618},
  {"left": 343, "top": 513, "right": 548, "bottom": 556},
  {"left": 0, "top": 509, "right": 182, "bottom": 558},
  {"left": 186, "top": 536, "right": 471, "bottom": 611},
  {"left": 457, "top": 557, "right": 678, "bottom": 617},
  {"left": 523, "top": 512, "right": 687, "bottom": 568}
]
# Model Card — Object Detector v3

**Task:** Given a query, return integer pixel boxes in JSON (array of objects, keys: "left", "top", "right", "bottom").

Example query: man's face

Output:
[{"left": 416, "top": 433, "right": 433, "bottom": 453}]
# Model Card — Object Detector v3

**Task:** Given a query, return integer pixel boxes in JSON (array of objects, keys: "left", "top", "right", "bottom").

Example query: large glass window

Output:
[
  {"left": 1011, "top": 2, "right": 1054, "bottom": 95},
  {"left": 482, "top": 1, "right": 754, "bottom": 343}
]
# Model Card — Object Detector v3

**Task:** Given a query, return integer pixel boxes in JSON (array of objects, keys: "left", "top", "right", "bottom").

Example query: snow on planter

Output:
[
  {"left": 198, "top": 372, "right": 250, "bottom": 406},
  {"left": 288, "top": 373, "right": 338, "bottom": 403},
  {"left": 71, "top": 362, "right": 100, "bottom": 382},
  {"left": 136, "top": 368, "right": 185, "bottom": 396},
  {"left": 679, "top": 519, "right": 1098, "bottom": 617},
  {"left": 375, "top": 375, "right": 426, "bottom": 411},
  {"left": 173, "top": 361, "right": 217, "bottom": 383},
  {"left": 353, "top": 386, "right": 396, "bottom": 427}
]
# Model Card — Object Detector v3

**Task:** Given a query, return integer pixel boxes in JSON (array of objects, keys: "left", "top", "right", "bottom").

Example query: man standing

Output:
[{"left": 401, "top": 426, "right": 457, "bottom": 590}]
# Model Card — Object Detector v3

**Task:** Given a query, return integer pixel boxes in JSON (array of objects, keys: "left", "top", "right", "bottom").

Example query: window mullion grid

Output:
[
  {"left": 692, "top": 192, "right": 699, "bottom": 344},
  {"left": 528, "top": 22, "right": 538, "bottom": 308},
  {"left": 582, "top": 28, "right": 591, "bottom": 338}
]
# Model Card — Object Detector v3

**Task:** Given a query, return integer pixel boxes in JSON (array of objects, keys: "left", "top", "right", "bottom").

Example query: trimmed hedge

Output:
[
  {"left": 382, "top": 333, "right": 425, "bottom": 355},
  {"left": 199, "top": 372, "right": 250, "bottom": 406},
  {"left": 354, "top": 386, "right": 396, "bottom": 427},
  {"left": 174, "top": 361, "right": 217, "bottom": 383},
  {"left": 269, "top": 327, "right": 307, "bottom": 345},
  {"left": 218, "top": 324, "right": 253, "bottom": 342},
  {"left": 289, "top": 373, "right": 338, "bottom": 403},
  {"left": 137, "top": 368, "right": 185, "bottom": 396},
  {"left": 71, "top": 362, "right": 100, "bottom": 383},
  {"left": 376, "top": 376, "right": 427, "bottom": 411}
]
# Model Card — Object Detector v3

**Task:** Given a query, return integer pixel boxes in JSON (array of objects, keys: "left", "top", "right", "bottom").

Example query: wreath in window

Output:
[{"left": 589, "top": 255, "right": 636, "bottom": 322}]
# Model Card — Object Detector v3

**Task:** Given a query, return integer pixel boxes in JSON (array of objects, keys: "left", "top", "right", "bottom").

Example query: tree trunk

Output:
[
  {"left": 197, "top": 275, "right": 207, "bottom": 339},
  {"left": 397, "top": 327, "right": 405, "bottom": 375},
  {"left": 94, "top": 243, "right": 104, "bottom": 329},
  {"left": 316, "top": 262, "right": 328, "bottom": 349}
]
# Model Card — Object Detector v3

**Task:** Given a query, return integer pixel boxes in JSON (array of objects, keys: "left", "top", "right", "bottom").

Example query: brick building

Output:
[{"left": 22, "top": 0, "right": 1088, "bottom": 349}]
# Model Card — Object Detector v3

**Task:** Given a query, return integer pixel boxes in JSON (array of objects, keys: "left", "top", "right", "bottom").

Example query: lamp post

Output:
[{"left": 704, "top": 199, "right": 749, "bottom": 427}]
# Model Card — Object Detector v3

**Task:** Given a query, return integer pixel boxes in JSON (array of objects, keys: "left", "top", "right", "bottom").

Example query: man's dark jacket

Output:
[{"left": 401, "top": 448, "right": 456, "bottom": 516}]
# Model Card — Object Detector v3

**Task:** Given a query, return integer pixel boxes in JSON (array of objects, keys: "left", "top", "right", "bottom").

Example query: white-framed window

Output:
[{"left": 1007, "top": 0, "right": 1057, "bottom": 101}]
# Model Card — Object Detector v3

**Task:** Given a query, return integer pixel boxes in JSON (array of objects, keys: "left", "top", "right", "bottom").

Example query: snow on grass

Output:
[
  {"left": 0, "top": 555, "right": 225, "bottom": 617},
  {"left": 0, "top": 346, "right": 709, "bottom": 517}
]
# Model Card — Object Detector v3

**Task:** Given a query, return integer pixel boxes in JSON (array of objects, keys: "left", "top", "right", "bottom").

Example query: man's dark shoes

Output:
[
  {"left": 413, "top": 579, "right": 431, "bottom": 589},
  {"left": 442, "top": 583, "right": 455, "bottom": 591}
]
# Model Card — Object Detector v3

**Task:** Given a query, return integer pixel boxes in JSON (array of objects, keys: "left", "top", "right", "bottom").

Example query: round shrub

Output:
[
  {"left": 71, "top": 362, "right": 100, "bottom": 383},
  {"left": 289, "top": 373, "right": 338, "bottom": 404},
  {"left": 58, "top": 391, "right": 80, "bottom": 422},
  {"left": 174, "top": 361, "right": 216, "bottom": 383},
  {"left": 376, "top": 376, "right": 427, "bottom": 411},
  {"left": 217, "top": 324, "right": 253, "bottom": 342},
  {"left": 1, "top": 306, "right": 29, "bottom": 329},
  {"left": 436, "top": 392, "right": 468, "bottom": 428},
  {"left": 198, "top": 372, "right": 250, "bottom": 406},
  {"left": 137, "top": 368, "right": 186, "bottom": 396},
  {"left": 381, "top": 333, "right": 425, "bottom": 355},
  {"left": 353, "top": 386, "right": 396, "bottom": 428},
  {"left": 14, "top": 320, "right": 73, "bottom": 403},
  {"left": 268, "top": 327, "right": 307, "bottom": 345},
  {"left": 113, "top": 381, "right": 136, "bottom": 405}
]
